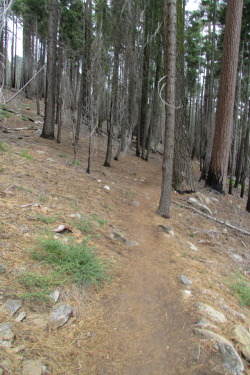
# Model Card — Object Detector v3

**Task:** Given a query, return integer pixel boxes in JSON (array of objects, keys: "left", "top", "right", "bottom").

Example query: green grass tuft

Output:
[
  {"left": 72, "top": 159, "right": 80, "bottom": 166},
  {"left": 230, "top": 273, "right": 250, "bottom": 306},
  {"left": 20, "top": 149, "right": 34, "bottom": 161},
  {"left": 32, "top": 236, "right": 107, "bottom": 286},
  {"left": 90, "top": 214, "right": 107, "bottom": 226},
  {"left": 76, "top": 218, "right": 93, "bottom": 233},
  {"left": 59, "top": 153, "right": 68, "bottom": 158},
  {"left": 0, "top": 141, "right": 8, "bottom": 152},
  {"left": 0, "top": 109, "right": 12, "bottom": 118}
]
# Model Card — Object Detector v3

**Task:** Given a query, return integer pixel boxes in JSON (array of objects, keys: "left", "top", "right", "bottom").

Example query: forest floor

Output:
[{"left": 0, "top": 89, "right": 250, "bottom": 375}]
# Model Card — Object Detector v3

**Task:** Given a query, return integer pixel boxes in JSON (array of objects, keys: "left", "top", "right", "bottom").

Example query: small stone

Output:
[
  {"left": 15, "top": 311, "right": 27, "bottom": 322},
  {"left": 26, "top": 314, "right": 48, "bottom": 329},
  {"left": 110, "top": 230, "right": 127, "bottom": 244},
  {"left": 97, "top": 179, "right": 101, "bottom": 182},
  {"left": 0, "top": 322, "right": 14, "bottom": 347},
  {"left": 158, "top": 225, "right": 174, "bottom": 236},
  {"left": 232, "top": 325, "right": 250, "bottom": 361},
  {"left": 179, "top": 275, "right": 192, "bottom": 286},
  {"left": 195, "top": 302, "right": 227, "bottom": 323},
  {"left": 230, "top": 254, "right": 243, "bottom": 263},
  {"left": 193, "top": 344, "right": 200, "bottom": 361},
  {"left": 103, "top": 185, "right": 110, "bottom": 191},
  {"left": 125, "top": 239, "right": 139, "bottom": 247},
  {"left": 218, "top": 342, "right": 244, "bottom": 375},
  {"left": 5, "top": 299, "right": 22, "bottom": 315},
  {"left": 181, "top": 290, "right": 192, "bottom": 299},
  {"left": 22, "top": 360, "right": 42, "bottom": 375},
  {"left": 193, "top": 328, "right": 232, "bottom": 346},
  {"left": 131, "top": 200, "right": 140, "bottom": 207},
  {"left": 187, "top": 242, "right": 198, "bottom": 251},
  {"left": 46, "top": 158, "right": 54, "bottom": 162},
  {"left": 195, "top": 318, "right": 217, "bottom": 330},
  {"left": 50, "top": 290, "right": 60, "bottom": 303},
  {"left": 50, "top": 304, "right": 73, "bottom": 329},
  {"left": 36, "top": 150, "right": 45, "bottom": 154}
]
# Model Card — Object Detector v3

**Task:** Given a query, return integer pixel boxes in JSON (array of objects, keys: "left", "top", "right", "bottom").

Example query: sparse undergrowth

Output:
[{"left": 230, "top": 273, "right": 250, "bottom": 306}]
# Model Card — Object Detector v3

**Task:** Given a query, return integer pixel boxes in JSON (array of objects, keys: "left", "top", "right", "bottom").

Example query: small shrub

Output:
[
  {"left": 32, "top": 236, "right": 107, "bottom": 286},
  {"left": 72, "top": 159, "right": 80, "bottom": 166},
  {"left": 20, "top": 149, "right": 34, "bottom": 161},
  {"left": 59, "top": 153, "right": 68, "bottom": 158},
  {"left": 19, "top": 272, "right": 62, "bottom": 302},
  {"left": 76, "top": 218, "right": 93, "bottom": 233}
]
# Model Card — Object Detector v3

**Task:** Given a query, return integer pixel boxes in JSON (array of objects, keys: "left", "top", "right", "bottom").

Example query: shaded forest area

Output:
[{"left": 0, "top": 0, "right": 250, "bottom": 214}]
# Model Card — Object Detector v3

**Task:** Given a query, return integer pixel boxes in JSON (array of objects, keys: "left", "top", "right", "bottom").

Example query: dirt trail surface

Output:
[{"left": 0, "top": 90, "right": 250, "bottom": 375}]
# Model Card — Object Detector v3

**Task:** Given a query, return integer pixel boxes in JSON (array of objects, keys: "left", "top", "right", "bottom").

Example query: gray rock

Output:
[
  {"left": 22, "top": 360, "right": 42, "bottom": 375},
  {"left": 221, "top": 304, "right": 247, "bottom": 322},
  {"left": 50, "top": 304, "right": 72, "bottom": 329},
  {"left": 181, "top": 290, "right": 192, "bottom": 299},
  {"left": 15, "top": 311, "right": 27, "bottom": 322},
  {"left": 125, "top": 240, "right": 139, "bottom": 247},
  {"left": 26, "top": 314, "right": 48, "bottom": 329},
  {"left": 50, "top": 290, "right": 60, "bottom": 303},
  {"left": 0, "top": 322, "right": 14, "bottom": 347},
  {"left": 131, "top": 200, "right": 140, "bottom": 207},
  {"left": 110, "top": 231, "right": 139, "bottom": 247},
  {"left": 195, "top": 302, "right": 227, "bottom": 323},
  {"left": 179, "top": 275, "right": 192, "bottom": 286},
  {"left": 158, "top": 225, "right": 174, "bottom": 236},
  {"left": 195, "top": 318, "right": 217, "bottom": 330},
  {"left": 232, "top": 325, "right": 250, "bottom": 361},
  {"left": 218, "top": 342, "right": 244, "bottom": 375},
  {"left": 5, "top": 299, "right": 22, "bottom": 315},
  {"left": 193, "top": 328, "right": 232, "bottom": 346},
  {"left": 187, "top": 242, "right": 198, "bottom": 251},
  {"left": 188, "top": 197, "right": 213, "bottom": 216},
  {"left": 230, "top": 254, "right": 243, "bottom": 263},
  {"left": 193, "top": 344, "right": 201, "bottom": 361}
]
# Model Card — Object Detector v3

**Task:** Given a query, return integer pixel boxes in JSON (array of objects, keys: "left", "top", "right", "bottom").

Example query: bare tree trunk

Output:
[
  {"left": 206, "top": 0, "right": 243, "bottom": 194},
  {"left": 157, "top": 0, "right": 176, "bottom": 218}
]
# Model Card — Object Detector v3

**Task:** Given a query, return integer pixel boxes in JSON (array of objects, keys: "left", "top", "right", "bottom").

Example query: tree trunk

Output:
[
  {"left": 246, "top": 175, "right": 250, "bottom": 212},
  {"left": 157, "top": 0, "right": 176, "bottom": 218},
  {"left": 41, "top": 0, "right": 58, "bottom": 139},
  {"left": 206, "top": 0, "right": 243, "bottom": 194}
]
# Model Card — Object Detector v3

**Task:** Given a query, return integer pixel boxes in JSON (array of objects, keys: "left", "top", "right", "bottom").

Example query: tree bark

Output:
[
  {"left": 157, "top": 0, "right": 176, "bottom": 218},
  {"left": 206, "top": 0, "right": 243, "bottom": 194}
]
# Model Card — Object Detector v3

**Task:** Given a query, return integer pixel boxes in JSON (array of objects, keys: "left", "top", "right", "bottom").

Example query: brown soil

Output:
[{"left": 0, "top": 89, "right": 250, "bottom": 375}]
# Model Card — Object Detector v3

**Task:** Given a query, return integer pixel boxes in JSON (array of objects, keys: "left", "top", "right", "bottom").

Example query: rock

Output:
[
  {"left": 232, "top": 325, "right": 250, "bottom": 361},
  {"left": 193, "top": 328, "right": 232, "bottom": 346},
  {"left": 195, "top": 318, "right": 217, "bottom": 330},
  {"left": 26, "top": 314, "right": 48, "bottom": 329},
  {"left": 22, "top": 360, "right": 42, "bottom": 375},
  {"left": 230, "top": 254, "right": 243, "bottom": 263},
  {"left": 15, "top": 311, "right": 27, "bottom": 322},
  {"left": 195, "top": 302, "right": 227, "bottom": 323},
  {"left": 181, "top": 290, "right": 192, "bottom": 299},
  {"left": 131, "top": 200, "right": 140, "bottom": 207},
  {"left": 50, "top": 290, "right": 60, "bottom": 303},
  {"left": 187, "top": 242, "right": 198, "bottom": 251},
  {"left": 5, "top": 299, "right": 22, "bottom": 315},
  {"left": 103, "top": 185, "right": 110, "bottom": 191},
  {"left": 0, "top": 322, "right": 14, "bottom": 347},
  {"left": 218, "top": 342, "right": 244, "bottom": 375},
  {"left": 35, "top": 129, "right": 42, "bottom": 136},
  {"left": 193, "top": 344, "right": 200, "bottom": 361},
  {"left": 125, "top": 240, "right": 139, "bottom": 247},
  {"left": 179, "top": 275, "right": 192, "bottom": 286},
  {"left": 158, "top": 225, "right": 174, "bottom": 236},
  {"left": 220, "top": 304, "right": 247, "bottom": 322},
  {"left": 50, "top": 304, "right": 73, "bottom": 329},
  {"left": 110, "top": 231, "right": 138, "bottom": 246},
  {"left": 188, "top": 198, "right": 213, "bottom": 216}
]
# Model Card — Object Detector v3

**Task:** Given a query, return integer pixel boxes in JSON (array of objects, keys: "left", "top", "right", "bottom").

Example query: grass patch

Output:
[
  {"left": 0, "top": 109, "right": 12, "bottom": 118},
  {"left": 189, "top": 232, "right": 195, "bottom": 238},
  {"left": 90, "top": 214, "right": 107, "bottom": 226},
  {"left": 59, "top": 153, "right": 68, "bottom": 158},
  {"left": 32, "top": 236, "right": 107, "bottom": 286},
  {"left": 35, "top": 214, "right": 58, "bottom": 224},
  {"left": 230, "top": 273, "right": 250, "bottom": 306},
  {"left": 19, "top": 272, "right": 62, "bottom": 302},
  {"left": 0, "top": 141, "right": 8, "bottom": 152},
  {"left": 21, "top": 116, "right": 29, "bottom": 121},
  {"left": 20, "top": 149, "right": 34, "bottom": 161},
  {"left": 76, "top": 218, "right": 93, "bottom": 233},
  {"left": 72, "top": 159, "right": 80, "bottom": 166}
]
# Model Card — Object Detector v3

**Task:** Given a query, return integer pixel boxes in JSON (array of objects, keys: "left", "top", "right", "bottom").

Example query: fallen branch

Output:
[{"left": 172, "top": 200, "right": 250, "bottom": 236}]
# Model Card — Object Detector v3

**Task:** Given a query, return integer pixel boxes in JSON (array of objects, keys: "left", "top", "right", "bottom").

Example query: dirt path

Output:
[{"left": 94, "top": 167, "right": 226, "bottom": 375}]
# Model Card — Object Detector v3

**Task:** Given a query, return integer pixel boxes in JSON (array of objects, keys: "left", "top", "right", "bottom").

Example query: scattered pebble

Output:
[
  {"left": 104, "top": 185, "right": 110, "bottom": 191},
  {"left": 179, "top": 275, "right": 192, "bottom": 286},
  {"left": 15, "top": 312, "right": 27, "bottom": 322},
  {"left": 50, "top": 304, "right": 73, "bottom": 329}
]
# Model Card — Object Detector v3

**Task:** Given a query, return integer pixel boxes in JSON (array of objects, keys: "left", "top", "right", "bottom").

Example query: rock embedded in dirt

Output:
[
  {"left": 218, "top": 342, "right": 244, "bottom": 375},
  {"left": 193, "top": 328, "right": 232, "bottom": 346},
  {"left": 15, "top": 311, "right": 27, "bottom": 322},
  {"left": 158, "top": 225, "right": 174, "bottom": 236},
  {"left": 193, "top": 343, "right": 201, "bottom": 361},
  {"left": 195, "top": 302, "right": 227, "bottom": 323},
  {"left": 179, "top": 275, "right": 192, "bottom": 286},
  {"left": 181, "top": 290, "right": 192, "bottom": 299},
  {"left": 220, "top": 304, "right": 247, "bottom": 323},
  {"left": 230, "top": 253, "right": 243, "bottom": 263},
  {"left": 110, "top": 230, "right": 139, "bottom": 246},
  {"left": 22, "top": 360, "right": 42, "bottom": 375},
  {"left": 131, "top": 200, "right": 140, "bottom": 207},
  {"left": 232, "top": 325, "right": 250, "bottom": 361},
  {"left": 188, "top": 197, "right": 213, "bottom": 216},
  {"left": 187, "top": 242, "right": 198, "bottom": 251},
  {"left": 50, "top": 304, "right": 73, "bottom": 329},
  {"left": 0, "top": 322, "right": 14, "bottom": 347},
  {"left": 4, "top": 299, "right": 22, "bottom": 315},
  {"left": 195, "top": 318, "right": 217, "bottom": 330},
  {"left": 26, "top": 314, "right": 48, "bottom": 329},
  {"left": 50, "top": 290, "right": 60, "bottom": 303}
]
